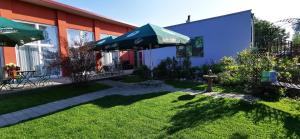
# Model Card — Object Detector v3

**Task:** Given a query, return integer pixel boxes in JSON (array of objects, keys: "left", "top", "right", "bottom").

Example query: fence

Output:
[{"left": 254, "top": 40, "right": 300, "bottom": 57}]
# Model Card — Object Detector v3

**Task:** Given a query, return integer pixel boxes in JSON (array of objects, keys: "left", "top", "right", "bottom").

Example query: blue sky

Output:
[{"left": 57, "top": 0, "right": 299, "bottom": 27}]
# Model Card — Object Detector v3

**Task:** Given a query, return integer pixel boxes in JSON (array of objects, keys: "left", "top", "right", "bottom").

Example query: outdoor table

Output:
[{"left": 16, "top": 70, "right": 36, "bottom": 88}]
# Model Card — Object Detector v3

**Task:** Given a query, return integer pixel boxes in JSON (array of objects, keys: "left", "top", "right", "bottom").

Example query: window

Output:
[
  {"left": 100, "top": 34, "right": 118, "bottom": 65},
  {"left": 177, "top": 36, "right": 204, "bottom": 57},
  {"left": 67, "top": 29, "right": 94, "bottom": 48},
  {"left": 15, "top": 21, "right": 59, "bottom": 76}
]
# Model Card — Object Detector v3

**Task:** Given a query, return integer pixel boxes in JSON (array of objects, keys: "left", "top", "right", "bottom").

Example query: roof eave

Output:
[{"left": 19, "top": 0, "right": 136, "bottom": 28}]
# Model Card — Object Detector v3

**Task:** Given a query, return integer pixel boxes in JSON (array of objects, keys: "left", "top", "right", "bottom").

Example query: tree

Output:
[
  {"left": 254, "top": 18, "right": 289, "bottom": 48},
  {"left": 277, "top": 18, "right": 300, "bottom": 33},
  {"left": 51, "top": 33, "right": 96, "bottom": 84},
  {"left": 292, "top": 32, "right": 300, "bottom": 45}
]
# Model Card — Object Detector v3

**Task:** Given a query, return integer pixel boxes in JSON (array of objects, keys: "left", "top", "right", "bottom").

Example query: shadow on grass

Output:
[
  {"left": 246, "top": 103, "right": 300, "bottom": 138},
  {"left": 92, "top": 92, "right": 170, "bottom": 108},
  {"left": 177, "top": 94, "right": 195, "bottom": 101},
  {"left": 165, "top": 80, "right": 245, "bottom": 94},
  {"left": 167, "top": 96, "right": 300, "bottom": 138},
  {"left": 1, "top": 91, "right": 170, "bottom": 128},
  {"left": 229, "top": 132, "right": 249, "bottom": 139},
  {"left": 167, "top": 97, "right": 249, "bottom": 134}
]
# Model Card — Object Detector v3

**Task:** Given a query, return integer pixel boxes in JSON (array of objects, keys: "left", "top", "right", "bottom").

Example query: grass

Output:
[
  {"left": 119, "top": 75, "right": 147, "bottom": 83},
  {"left": 0, "top": 82, "right": 111, "bottom": 115},
  {"left": 0, "top": 92, "right": 299, "bottom": 138},
  {"left": 165, "top": 79, "right": 244, "bottom": 93}
]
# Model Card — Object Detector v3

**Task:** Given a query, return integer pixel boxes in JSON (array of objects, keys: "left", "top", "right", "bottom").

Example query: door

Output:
[{"left": 17, "top": 45, "right": 41, "bottom": 73}]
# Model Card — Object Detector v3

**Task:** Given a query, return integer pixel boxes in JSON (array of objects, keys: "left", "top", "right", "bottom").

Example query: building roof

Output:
[
  {"left": 166, "top": 10, "right": 252, "bottom": 28},
  {"left": 20, "top": 0, "right": 136, "bottom": 28}
]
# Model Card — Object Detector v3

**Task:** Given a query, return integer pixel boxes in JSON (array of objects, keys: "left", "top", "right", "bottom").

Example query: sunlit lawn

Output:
[
  {"left": 1, "top": 91, "right": 299, "bottom": 138},
  {"left": 0, "top": 82, "right": 111, "bottom": 115}
]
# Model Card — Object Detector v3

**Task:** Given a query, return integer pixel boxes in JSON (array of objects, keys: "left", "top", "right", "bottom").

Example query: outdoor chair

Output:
[
  {"left": 0, "top": 77, "right": 12, "bottom": 91},
  {"left": 103, "top": 65, "right": 114, "bottom": 76},
  {"left": 34, "top": 67, "right": 52, "bottom": 87}
]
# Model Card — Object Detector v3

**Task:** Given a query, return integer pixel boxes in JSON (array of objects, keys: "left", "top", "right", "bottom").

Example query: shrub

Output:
[
  {"left": 217, "top": 56, "right": 241, "bottom": 85},
  {"left": 217, "top": 49, "right": 276, "bottom": 93},
  {"left": 254, "top": 84, "right": 286, "bottom": 101},
  {"left": 132, "top": 65, "right": 151, "bottom": 80},
  {"left": 153, "top": 57, "right": 195, "bottom": 80},
  {"left": 236, "top": 49, "right": 275, "bottom": 90},
  {"left": 275, "top": 57, "right": 299, "bottom": 83}
]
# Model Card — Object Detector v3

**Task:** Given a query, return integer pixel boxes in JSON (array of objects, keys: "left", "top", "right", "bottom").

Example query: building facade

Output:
[
  {"left": 0, "top": 0, "right": 135, "bottom": 76},
  {"left": 143, "top": 10, "right": 253, "bottom": 68}
]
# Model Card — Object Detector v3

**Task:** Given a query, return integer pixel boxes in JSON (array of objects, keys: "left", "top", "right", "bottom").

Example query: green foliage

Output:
[
  {"left": 293, "top": 32, "right": 300, "bottom": 45},
  {"left": 132, "top": 65, "right": 151, "bottom": 80},
  {"left": 217, "top": 49, "right": 276, "bottom": 93},
  {"left": 274, "top": 57, "right": 299, "bottom": 83},
  {"left": 217, "top": 57, "right": 240, "bottom": 85},
  {"left": 153, "top": 57, "right": 194, "bottom": 79},
  {"left": 255, "top": 18, "right": 289, "bottom": 48},
  {"left": 200, "top": 62, "right": 223, "bottom": 75},
  {"left": 236, "top": 49, "right": 275, "bottom": 90}
]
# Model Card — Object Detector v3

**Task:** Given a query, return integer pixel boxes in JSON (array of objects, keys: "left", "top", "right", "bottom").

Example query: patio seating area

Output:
[{"left": 0, "top": 69, "right": 133, "bottom": 93}]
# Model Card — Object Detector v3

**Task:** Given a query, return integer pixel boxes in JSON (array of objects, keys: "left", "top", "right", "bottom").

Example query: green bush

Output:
[
  {"left": 153, "top": 57, "right": 195, "bottom": 80},
  {"left": 217, "top": 57, "right": 241, "bottom": 85},
  {"left": 217, "top": 49, "right": 276, "bottom": 92},
  {"left": 133, "top": 65, "right": 151, "bottom": 80},
  {"left": 275, "top": 57, "right": 299, "bottom": 83}
]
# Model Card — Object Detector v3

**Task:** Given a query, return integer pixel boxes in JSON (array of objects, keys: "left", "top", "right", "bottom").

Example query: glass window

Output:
[
  {"left": 67, "top": 29, "right": 94, "bottom": 48},
  {"left": 176, "top": 36, "right": 204, "bottom": 57},
  {"left": 14, "top": 21, "right": 59, "bottom": 76},
  {"left": 39, "top": 25, "right": 58, "bottom": 47}
]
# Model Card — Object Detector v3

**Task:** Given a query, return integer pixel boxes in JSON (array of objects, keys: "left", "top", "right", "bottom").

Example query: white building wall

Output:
[{"left": 143, "top": 10, "right": 253, "bottom": 68}]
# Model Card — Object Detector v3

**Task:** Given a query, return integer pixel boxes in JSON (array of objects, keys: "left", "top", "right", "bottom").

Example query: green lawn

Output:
[
  {"left": 0, "top": 91, "right": 299, "bottom": 138},
  {"left": 165, "top": 80, "right": 245, "bottom": 93},
  {"left": 0, "top": 82, "right": 111, "bottom": 115}
]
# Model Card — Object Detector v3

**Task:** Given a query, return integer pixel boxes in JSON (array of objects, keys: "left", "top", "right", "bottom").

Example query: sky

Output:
[{"left": 56, "top": 0, "right": 299, "bottom": 28}]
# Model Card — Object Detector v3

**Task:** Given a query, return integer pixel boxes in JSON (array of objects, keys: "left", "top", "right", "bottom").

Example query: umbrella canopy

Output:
[
  {"left": 0, "top": 17, "right": 44, "bottom": 46},
  {"left": 96, "top": 23, "right": 190, "bottom": 51},
  {"left": 93, "top": 36, "right": 115, "bottom": 51}
]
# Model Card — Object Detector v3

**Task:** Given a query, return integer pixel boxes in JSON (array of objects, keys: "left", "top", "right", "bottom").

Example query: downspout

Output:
[{"left": 251, "top": 13, "right": 255, "bottom": 48}]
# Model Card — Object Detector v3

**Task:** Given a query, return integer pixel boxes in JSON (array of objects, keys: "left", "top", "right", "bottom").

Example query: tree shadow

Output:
[
  {"left": 166, "top": 96, "right": 250, "bottom": 134},
  {"left": 167, "top": 95, "right": 300, "bottom": 138},
  {"left": 91, "top": 92, "right": 170, "bottom": 108},
  {"left": 245, "top": 103, "right": 300, "bottom": 138},
  {"left": 229, "top": 132, "right": 249, "bottom": 139},
  {"left": 177, "top": 94, "right": 195, "bottom": 101}
]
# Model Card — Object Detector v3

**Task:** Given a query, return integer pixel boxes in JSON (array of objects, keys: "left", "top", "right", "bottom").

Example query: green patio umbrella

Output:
[
  {"left": 93, "top": 36, "right": 115, "bottom": 51},
  {"left": 0, "top": 17, "right": 44, "bottom": 46},
  {"left": 96, "top": 23, "right": 190, "bottom": 72},
  {"left": 107, "top": 23, "right": 190, "bottom": 50}
]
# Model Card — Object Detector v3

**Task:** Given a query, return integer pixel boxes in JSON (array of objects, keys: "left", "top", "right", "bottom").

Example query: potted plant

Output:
[{"left": 4, "top": 63, "right": 20, "bottom": 78}]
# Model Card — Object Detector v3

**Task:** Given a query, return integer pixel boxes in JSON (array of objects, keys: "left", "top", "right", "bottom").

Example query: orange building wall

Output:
[{"left": 0, "top": 0, "right": 135, "bottom": 75}]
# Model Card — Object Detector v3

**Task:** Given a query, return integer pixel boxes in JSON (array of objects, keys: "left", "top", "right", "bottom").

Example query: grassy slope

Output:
[
  {"left": 0, "top": 82, "right": 111, "bottom": 115},
  {"left": 0, "top": 92, "right": 299, "bottom": 138}
]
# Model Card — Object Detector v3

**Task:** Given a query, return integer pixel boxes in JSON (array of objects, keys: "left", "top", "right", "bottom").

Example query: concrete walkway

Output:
[{"left": 0, "top": 80, "right": 177, "bottom": 127}]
